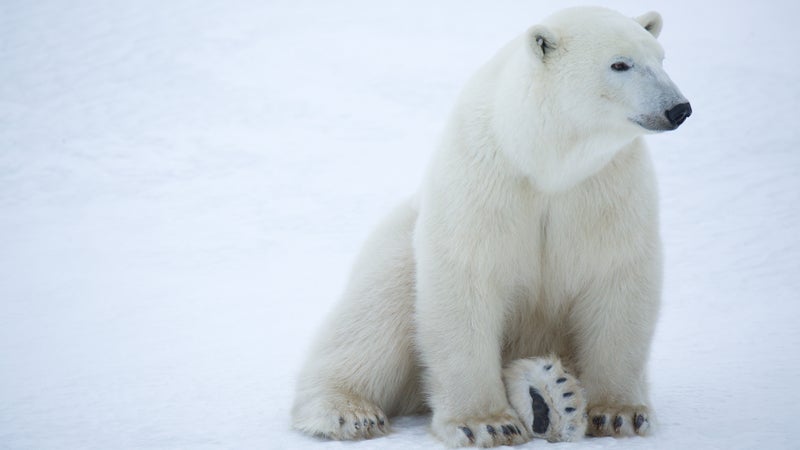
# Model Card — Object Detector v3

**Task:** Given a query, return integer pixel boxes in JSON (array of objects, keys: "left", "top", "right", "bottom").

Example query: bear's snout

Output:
[{"left": 665, "top": 102, "right": 692, "bottom": 127}]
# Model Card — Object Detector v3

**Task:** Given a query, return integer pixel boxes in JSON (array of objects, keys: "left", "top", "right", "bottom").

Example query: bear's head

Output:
[
  {"left": 528, "top": 7, "right": 691, "bottom": 134},
  {"left": 490, "top": 7, "right": 691, "bottom": 191}
]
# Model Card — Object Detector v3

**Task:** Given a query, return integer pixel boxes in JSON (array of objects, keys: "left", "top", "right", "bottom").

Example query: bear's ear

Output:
[
  {"left": 527, "top": 24, "right": 559, "bottom": 60},
  {"left": 635, "top": 11, "right": 663, "bottom": 38}
]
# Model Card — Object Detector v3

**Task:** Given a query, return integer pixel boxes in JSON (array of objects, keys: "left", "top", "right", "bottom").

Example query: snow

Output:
[{"left": 1, "top": 1, "right": 799, "bottom": 449}]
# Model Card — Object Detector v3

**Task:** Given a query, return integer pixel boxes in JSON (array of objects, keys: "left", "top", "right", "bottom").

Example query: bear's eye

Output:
[{"left": 611, "top": 62, "right": 631, "bottom": 72}]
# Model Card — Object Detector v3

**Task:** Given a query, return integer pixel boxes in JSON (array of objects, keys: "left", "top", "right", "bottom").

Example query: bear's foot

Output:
[
  {"left": 503, "top": 356, "right": 587, "bottom": 442},
  {"left": 432, "top": 410, "right": 530, "bottom": 447},
  {"left": 292, "top": 392, "right": 389, "bottom": 440},
  {"left": 586, "top": 405, "right": 650, "bottom": 437}
]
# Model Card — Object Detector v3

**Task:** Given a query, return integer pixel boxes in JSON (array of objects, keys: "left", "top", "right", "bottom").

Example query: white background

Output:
[{"left": 1, "top": 1, "right": 798, "bottom": 449}]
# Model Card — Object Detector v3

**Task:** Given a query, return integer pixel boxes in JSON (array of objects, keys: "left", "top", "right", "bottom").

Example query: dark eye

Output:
[{"left": 611, "top": 62, "right": 631, "bottom": 71}]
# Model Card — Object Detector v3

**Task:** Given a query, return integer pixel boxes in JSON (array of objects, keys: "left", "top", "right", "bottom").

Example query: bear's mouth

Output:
[
  {"left": 632, "top": 102, "right": 691, "bottom": 132},
  {"left": 630, "top": 115, "right": 678, "bottom": 132}
]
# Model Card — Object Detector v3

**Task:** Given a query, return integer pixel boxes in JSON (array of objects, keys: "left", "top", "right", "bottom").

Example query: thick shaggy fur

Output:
[{"left": 292, "top": 6, "right": 689, "bottom": 447}]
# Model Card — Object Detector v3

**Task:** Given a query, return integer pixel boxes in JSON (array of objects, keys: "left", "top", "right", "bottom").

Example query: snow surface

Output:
[{"left": 1, "top": 1, "right": 799, "bottom": 449}]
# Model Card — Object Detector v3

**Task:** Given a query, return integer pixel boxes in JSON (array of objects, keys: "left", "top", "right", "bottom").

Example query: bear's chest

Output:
[{"left": 511, "top": 176, "right": 641, "bottom": 301}]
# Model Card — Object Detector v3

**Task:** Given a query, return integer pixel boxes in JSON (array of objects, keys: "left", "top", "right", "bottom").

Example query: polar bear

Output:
[{"left": 292, "top": 6, "right": 691, "bottom": 447}]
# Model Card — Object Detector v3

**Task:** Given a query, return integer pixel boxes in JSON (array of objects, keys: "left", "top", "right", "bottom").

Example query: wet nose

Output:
[{"left": 665, "top": 102, "right": 692, "bottom": 127}]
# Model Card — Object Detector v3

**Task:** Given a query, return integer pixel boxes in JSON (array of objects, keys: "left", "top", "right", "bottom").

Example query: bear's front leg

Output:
[
  {"left": 570, "top": 268, "right": 660, "bottom": 438},
  {"left": 415, "top": 261, "right": 529, "bottom": 447}
]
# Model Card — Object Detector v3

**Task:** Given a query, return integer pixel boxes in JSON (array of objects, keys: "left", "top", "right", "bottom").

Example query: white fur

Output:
[{"left": 292, "top": 6, "right": 688, "bottom": 447}]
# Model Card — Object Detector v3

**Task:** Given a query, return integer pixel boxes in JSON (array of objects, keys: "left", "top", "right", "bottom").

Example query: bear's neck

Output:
[
  {"left": 469, "top": 92, "right": 639, "bottom": 193},
  {"left": 450, "top": 37, "right": 641, "bottom": 193},
  {"left": 490, "top": 57, "right": 637, "bottom": 191},
  {"left": 520, "top": 126, "right": 638, "bottom": 192}
]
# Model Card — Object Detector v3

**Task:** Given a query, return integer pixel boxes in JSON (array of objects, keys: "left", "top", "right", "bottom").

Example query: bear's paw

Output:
[
  {"left": 292, "top": 393, "right": 389, "bottom": 440},
  {"left": 432, "top": 409, "right": 530, "bottom": 447},
  {"left": 503, "top": 356, "right": 587, "bottom": 442}
]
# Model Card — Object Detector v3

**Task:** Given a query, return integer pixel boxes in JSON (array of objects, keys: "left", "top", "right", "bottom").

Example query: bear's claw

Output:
[{"left": 587, "top": 405, "right": 650, "bottom": 437}]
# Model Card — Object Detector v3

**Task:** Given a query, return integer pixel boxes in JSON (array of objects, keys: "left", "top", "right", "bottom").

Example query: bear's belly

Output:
[{"left": 499, "top": 272, "right": 582, "bottom": 371}]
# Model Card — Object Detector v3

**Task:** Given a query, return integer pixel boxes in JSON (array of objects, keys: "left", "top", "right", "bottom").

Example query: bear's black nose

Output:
[{"left": 665, "top": 102, "right": 692, "bottom": 127}]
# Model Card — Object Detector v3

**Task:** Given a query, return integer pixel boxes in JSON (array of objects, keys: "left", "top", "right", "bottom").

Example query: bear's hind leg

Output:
[{"left": 291, "top": 199, "right": 423, "bottom": 440}]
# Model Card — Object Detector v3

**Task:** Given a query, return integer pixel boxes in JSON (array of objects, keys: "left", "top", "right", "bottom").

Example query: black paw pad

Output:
[
  {"left": 592, "top": 415, "right": 606, "bottom": 431},
  {"left": 529, "top": 387, "right": 550, "bottom": 434},
  {"left": 565, "top": 407, "right": 576, "bottom": 413},
  {"left": 486, "top": 425, "right": 497, "bottom": 436},
  {"left": 613, "top": 415, "right": 623, "bottom": 432},
  {"left": 556, "top": 377, "right": 567, "bottom": 384},
  {"left": 634, "top": 413, "right": 646, "bottom": 431},
  {"left": 459, "top": 426, "right": 475, "bottom": 443},
  {"left": 377, "top": 416, "right": 385, "bottom": 427},
  {"left": 338, "top": 416, "right": 345, "bottom": 426}
]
